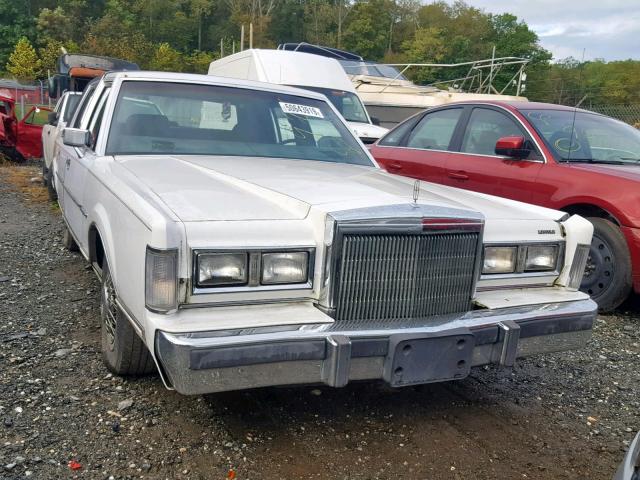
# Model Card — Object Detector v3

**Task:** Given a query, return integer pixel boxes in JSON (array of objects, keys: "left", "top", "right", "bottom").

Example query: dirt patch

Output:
[{"left": 0, "top": 162, "right": 51, "bottom": 205}]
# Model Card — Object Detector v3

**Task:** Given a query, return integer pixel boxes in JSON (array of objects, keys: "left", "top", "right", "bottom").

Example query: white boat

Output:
[{"left": 279, "top": 43, "right": 529, "bottom": 129}]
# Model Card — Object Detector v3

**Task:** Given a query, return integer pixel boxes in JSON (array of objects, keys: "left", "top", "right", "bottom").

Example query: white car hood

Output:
[
  {"left": 118, "top": 155, "right": 564, "bottom": 224},
  {"left": 348, "top": 122, "right": 389, "bottom": 140}
]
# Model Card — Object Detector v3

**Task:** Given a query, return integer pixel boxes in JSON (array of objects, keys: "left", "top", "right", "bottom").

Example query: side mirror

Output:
[
  {"left": 370, "top": 117, "right": 381, "bottom": 126},
  {"left": 495, "top": 136, "right": 530, "bottom": 159},
  {"left": 63, "top": 128, "right": 90, "bottom": 147},
  {"left": 48, "top": 111, "right": 59, "bottom": 126}
]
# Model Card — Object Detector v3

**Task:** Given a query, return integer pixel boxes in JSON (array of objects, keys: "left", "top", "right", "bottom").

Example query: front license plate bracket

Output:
[{"left": 383, "top": 329, "right": 475, "bottom": 387}]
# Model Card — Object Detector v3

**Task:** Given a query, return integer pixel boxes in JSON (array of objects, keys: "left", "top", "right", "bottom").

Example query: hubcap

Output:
[
  {"left": 580, "top": 233, "right": 615, "bottom": 298},
  {"left": 101, "top": 273, "right": 118, "bottom": 349}
]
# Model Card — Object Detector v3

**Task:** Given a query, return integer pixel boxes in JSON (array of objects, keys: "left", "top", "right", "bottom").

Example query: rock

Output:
[
  {"left": 141, "top": 463, "right": 151, "bottom": 471},
  {"left": 4, "top": 417, "right": 13, "bottom": 427},
  {"left": 310, "top": 389, "right": 322, "bottom": 396},
  {"left": 4, "top": 463, "right": 16, "bottom": 471},
  {"left": 117, "top": 399, "right": 133, "bottom": 411},
  {"left": 15, "top": 456, "right": 25, "bottom": 465},
  {"left": 0, "top": 276, "right": 10, "bottom": 282},
  {"left": 54, "top": 348, "right": 72, "bottom": 358},
  {"left": 587, "top": 416, "right": 598, "bottom": 424}
]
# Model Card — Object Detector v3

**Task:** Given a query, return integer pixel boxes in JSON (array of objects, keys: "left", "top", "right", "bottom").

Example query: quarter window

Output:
[
  {"left": 461, "top": 108, "right": 526, "bottom": 156},
  {"left": 406, "top": 108, "right": 462, "bottom": 150}
]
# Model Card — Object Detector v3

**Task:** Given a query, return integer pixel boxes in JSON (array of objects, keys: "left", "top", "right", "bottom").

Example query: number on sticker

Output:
[{"left": 279, "top": 102, "right": 324, "bottom": 119}]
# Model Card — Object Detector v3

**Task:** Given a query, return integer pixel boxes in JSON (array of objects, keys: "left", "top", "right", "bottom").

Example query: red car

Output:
[
  {"left": 370, "top": 101, "right": 640, "bottom": 311},
  {"left": 0, "top": 93, "right": 52, "bottom": 161}
]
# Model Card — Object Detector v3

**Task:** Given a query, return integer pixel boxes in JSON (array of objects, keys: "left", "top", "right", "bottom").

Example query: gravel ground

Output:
[{"left": 1, "top": 163, "right": 639, "bottom": 480}]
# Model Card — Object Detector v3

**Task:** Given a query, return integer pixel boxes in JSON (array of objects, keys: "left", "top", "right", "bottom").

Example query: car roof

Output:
[
  {"left": 442, "top": 99, "right": 601, "bottom": 116},
  {"left": 103, "top": 70, "right": 329, "bottom": 103}
]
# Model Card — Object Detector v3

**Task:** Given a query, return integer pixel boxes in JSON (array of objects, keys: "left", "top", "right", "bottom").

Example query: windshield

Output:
[
  {"left": 105, "top": 81, "right": 373, "bottom": 166},
  {"left": 289, "top": 85, "right": 369, "bottom": 124},
  {"left": 338, "top": 60, "right": 407, "bottom": 80},
  {"left": 523, "top": 109, "right": 640, "bottom": 164}
]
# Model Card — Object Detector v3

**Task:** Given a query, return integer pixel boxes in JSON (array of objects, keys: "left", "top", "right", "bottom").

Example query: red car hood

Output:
[{"left": 569, "top": 163, "right": 640, "bottom": 181}]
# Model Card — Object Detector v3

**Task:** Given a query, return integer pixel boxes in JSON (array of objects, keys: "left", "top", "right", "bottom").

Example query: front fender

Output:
[{"left": 88, "top": 203, "right": 118, "bottom": 283}]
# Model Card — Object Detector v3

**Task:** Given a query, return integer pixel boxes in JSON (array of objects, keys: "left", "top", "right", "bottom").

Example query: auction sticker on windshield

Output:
[{"left": 279, "top": 102, "right": 324, "bottom": 118}]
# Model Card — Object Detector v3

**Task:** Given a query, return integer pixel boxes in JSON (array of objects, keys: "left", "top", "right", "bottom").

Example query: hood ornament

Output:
[{"left": 412, "top": 180, "right": 421, "bottom": 204}]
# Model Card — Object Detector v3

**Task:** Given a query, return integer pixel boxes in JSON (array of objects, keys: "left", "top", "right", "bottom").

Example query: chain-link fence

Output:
[
  {"left": 583, "top": 104, "right": 640, "bottom": 127},
  {"left": 0, "top": 78, "right": 52, "bottom": 118}
]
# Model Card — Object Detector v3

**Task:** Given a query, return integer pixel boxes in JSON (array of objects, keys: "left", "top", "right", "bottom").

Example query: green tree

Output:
[
  {"left": 342, "top": 0, "right": 395, "bottom": 60},
  {"left": 37, "top": 7, "right": 73, "bottom": 43},
  {"left": 187, "top": 50, "right": 216, "bottom": 73},
  {"left": 149, "top": 42, "right": 184, "bottom": 71},
  {"left": 0, "top": 0, "right": 36, "bottom": 68},
  {"left": 400, "top": 27, "right": 447, "bottom": 83},
  {"left": 6, "top": 37, "right": 42, "bottom": 81}
]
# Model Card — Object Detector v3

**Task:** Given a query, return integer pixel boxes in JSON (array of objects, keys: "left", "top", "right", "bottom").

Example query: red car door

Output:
[
  {"left": 443, "top": 106, "right": 543, "bottom": 203},
  {"left": 374, "top": 107, "right": 465, "bottom": 184},
  {"left": 16, "top": 106, "right": 51, "bottom": 159}
]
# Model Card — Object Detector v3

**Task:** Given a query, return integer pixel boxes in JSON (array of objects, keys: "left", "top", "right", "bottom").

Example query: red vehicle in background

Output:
[
  {"left": 370, "top": 101, "right": 640, "bottom": 311},
  {"left": 0, "top": 91, "right": 51, "bottom": 161}
]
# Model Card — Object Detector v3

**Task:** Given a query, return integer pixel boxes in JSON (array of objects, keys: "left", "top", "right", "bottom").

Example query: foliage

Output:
[
  {"left": 0, "top": 0, "right": 637, "bottom": 107},
  {"left": 0, "top": 0, "right": 36, "bottom": 68},
  {"left": 149, "top": 43, "right": 184, "bottom": 72},
  {"left": 6, "top": 37, "right": 41, "bottom": 81}
]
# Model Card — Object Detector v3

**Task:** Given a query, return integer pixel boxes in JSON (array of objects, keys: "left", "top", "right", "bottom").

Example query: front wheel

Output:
[
  {"left": 100, "top": 260, "right": 156, "bottom": 375},
  {"left": 580, "top": 217, "right": 632, "bottom": 312}
]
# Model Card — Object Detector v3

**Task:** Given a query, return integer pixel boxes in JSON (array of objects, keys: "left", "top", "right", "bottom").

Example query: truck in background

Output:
[{"left": 208, "top": 49, "right": 389, "bottom": 144}]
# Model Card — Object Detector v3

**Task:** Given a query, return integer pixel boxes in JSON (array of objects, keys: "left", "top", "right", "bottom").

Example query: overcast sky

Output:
[{"left": 449, "top": 0, "right": 640, "bottom": 62}]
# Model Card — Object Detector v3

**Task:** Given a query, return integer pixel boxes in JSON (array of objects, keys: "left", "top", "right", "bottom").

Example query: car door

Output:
[
  {"left": 444, "top": 106, "right": 544, "bottom": 203},
  {"left": 43, "top": 95, "right": 66, "bottom": 166},
  {"left": 16, "top": 106, "right": 50, "bottom": 159},
  {"left": 63, "top": 86, "right": 110, "bottom": 251},
  {"left": 374, "top": 107, "right": 464, "bottom": 184},
  {"left": 58, "top": 82, "right": 102, "bottom": 236}
]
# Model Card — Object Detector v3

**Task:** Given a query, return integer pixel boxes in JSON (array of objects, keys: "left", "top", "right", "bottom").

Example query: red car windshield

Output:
[{"left": 523, "top": 109, "right": 640, "bottom": 164}]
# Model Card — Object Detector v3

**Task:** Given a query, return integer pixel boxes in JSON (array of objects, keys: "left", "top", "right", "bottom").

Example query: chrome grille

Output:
[{"left": 334, "top": 232, "right": 479, "bottom": 322}]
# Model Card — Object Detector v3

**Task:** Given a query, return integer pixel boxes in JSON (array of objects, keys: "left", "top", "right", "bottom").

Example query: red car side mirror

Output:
[{"left": 495, "top": 136, "right": 530, "bottom": 159}]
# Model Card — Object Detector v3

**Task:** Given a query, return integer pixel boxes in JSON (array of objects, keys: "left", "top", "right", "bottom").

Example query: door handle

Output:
[
  {"left": 386, "top": 162, "right": 403, "bottom": 172},
  {"left": 65, "top": 157, "right": 71, "bottom": 168},
  {"left": 448, "top": 171, "right": 469, "bottom": 181}
]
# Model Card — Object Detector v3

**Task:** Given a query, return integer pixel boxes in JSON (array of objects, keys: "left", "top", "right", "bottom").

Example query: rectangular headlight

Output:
[
  {"left": 262, "top": 252, "right": 309, "bottom": 285},
  {"left": 525, "top": 245, "right": 559, "bottom": 271},
  {"left": 197, "top": 253, "right": 247, "bottom": 287},
  {"left": 483, "top": 246, "right": 517, "bottom": 274},
  {"left": 145, "top": 247, "right": 177, "bottom": 312}
]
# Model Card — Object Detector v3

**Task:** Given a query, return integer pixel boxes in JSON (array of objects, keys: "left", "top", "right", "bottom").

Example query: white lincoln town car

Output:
[{"left": 53, "top": 71, "right": 596, "bottom": 395}]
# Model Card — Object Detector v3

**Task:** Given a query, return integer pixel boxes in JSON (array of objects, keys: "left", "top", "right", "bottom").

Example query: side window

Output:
[
  {"left": 87, "top": 89, "right": 111, "bottom": 150},
  {"left": 23, "top": 108, "right": 49, "bottom": 126},
  {"left": 378, "top": 114, "right": 422, "bottom": 146},
  {"left": 71, "top": 84, "right": 98, "bottom": 128},
  {"left": 461, "top": 108, "right": 526, "bottom": 156},
  {"left": 63, "top": 95, "right": 82, "bottom": 123},
  {"left": 406, "top": 108, "right": 462, "bottom": 150}
]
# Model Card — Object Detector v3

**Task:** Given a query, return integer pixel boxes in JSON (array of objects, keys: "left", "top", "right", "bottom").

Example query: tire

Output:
[
  {"left": 100, "top": 260, "right": 155, "bottom": 376},
  {"left": 62, "top": 226, "right": 79, "bottom": 252},
  {"left": 580, "top": 217, "right": 632, "bottom": 312},
  {"left": 42, "top": 161, "right": 48, "bottom": 186},
  {"left": 46, "top": 167, "right": 57, "bottom": 201}
]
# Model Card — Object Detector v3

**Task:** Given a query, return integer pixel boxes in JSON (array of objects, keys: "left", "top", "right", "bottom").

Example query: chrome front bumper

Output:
[{"left": 155, "top": 299, "right": 597, "bottom": 395}]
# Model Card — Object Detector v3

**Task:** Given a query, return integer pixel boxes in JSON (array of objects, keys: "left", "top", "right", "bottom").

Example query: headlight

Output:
[
  {"left": 483, "top": 246, "right": 517, "bottom": 274},
  {"left": 145, "top": 247, "right": 178, "bottom": 312},
  {"left": 525, "top": 245, "right": 559, "bottom": 271},
  {"left": 197, "top": 252, "right": 247, "bottom": 287},
  {"left": 262, "top": 252, "right": 309, "bottom": 285}
]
